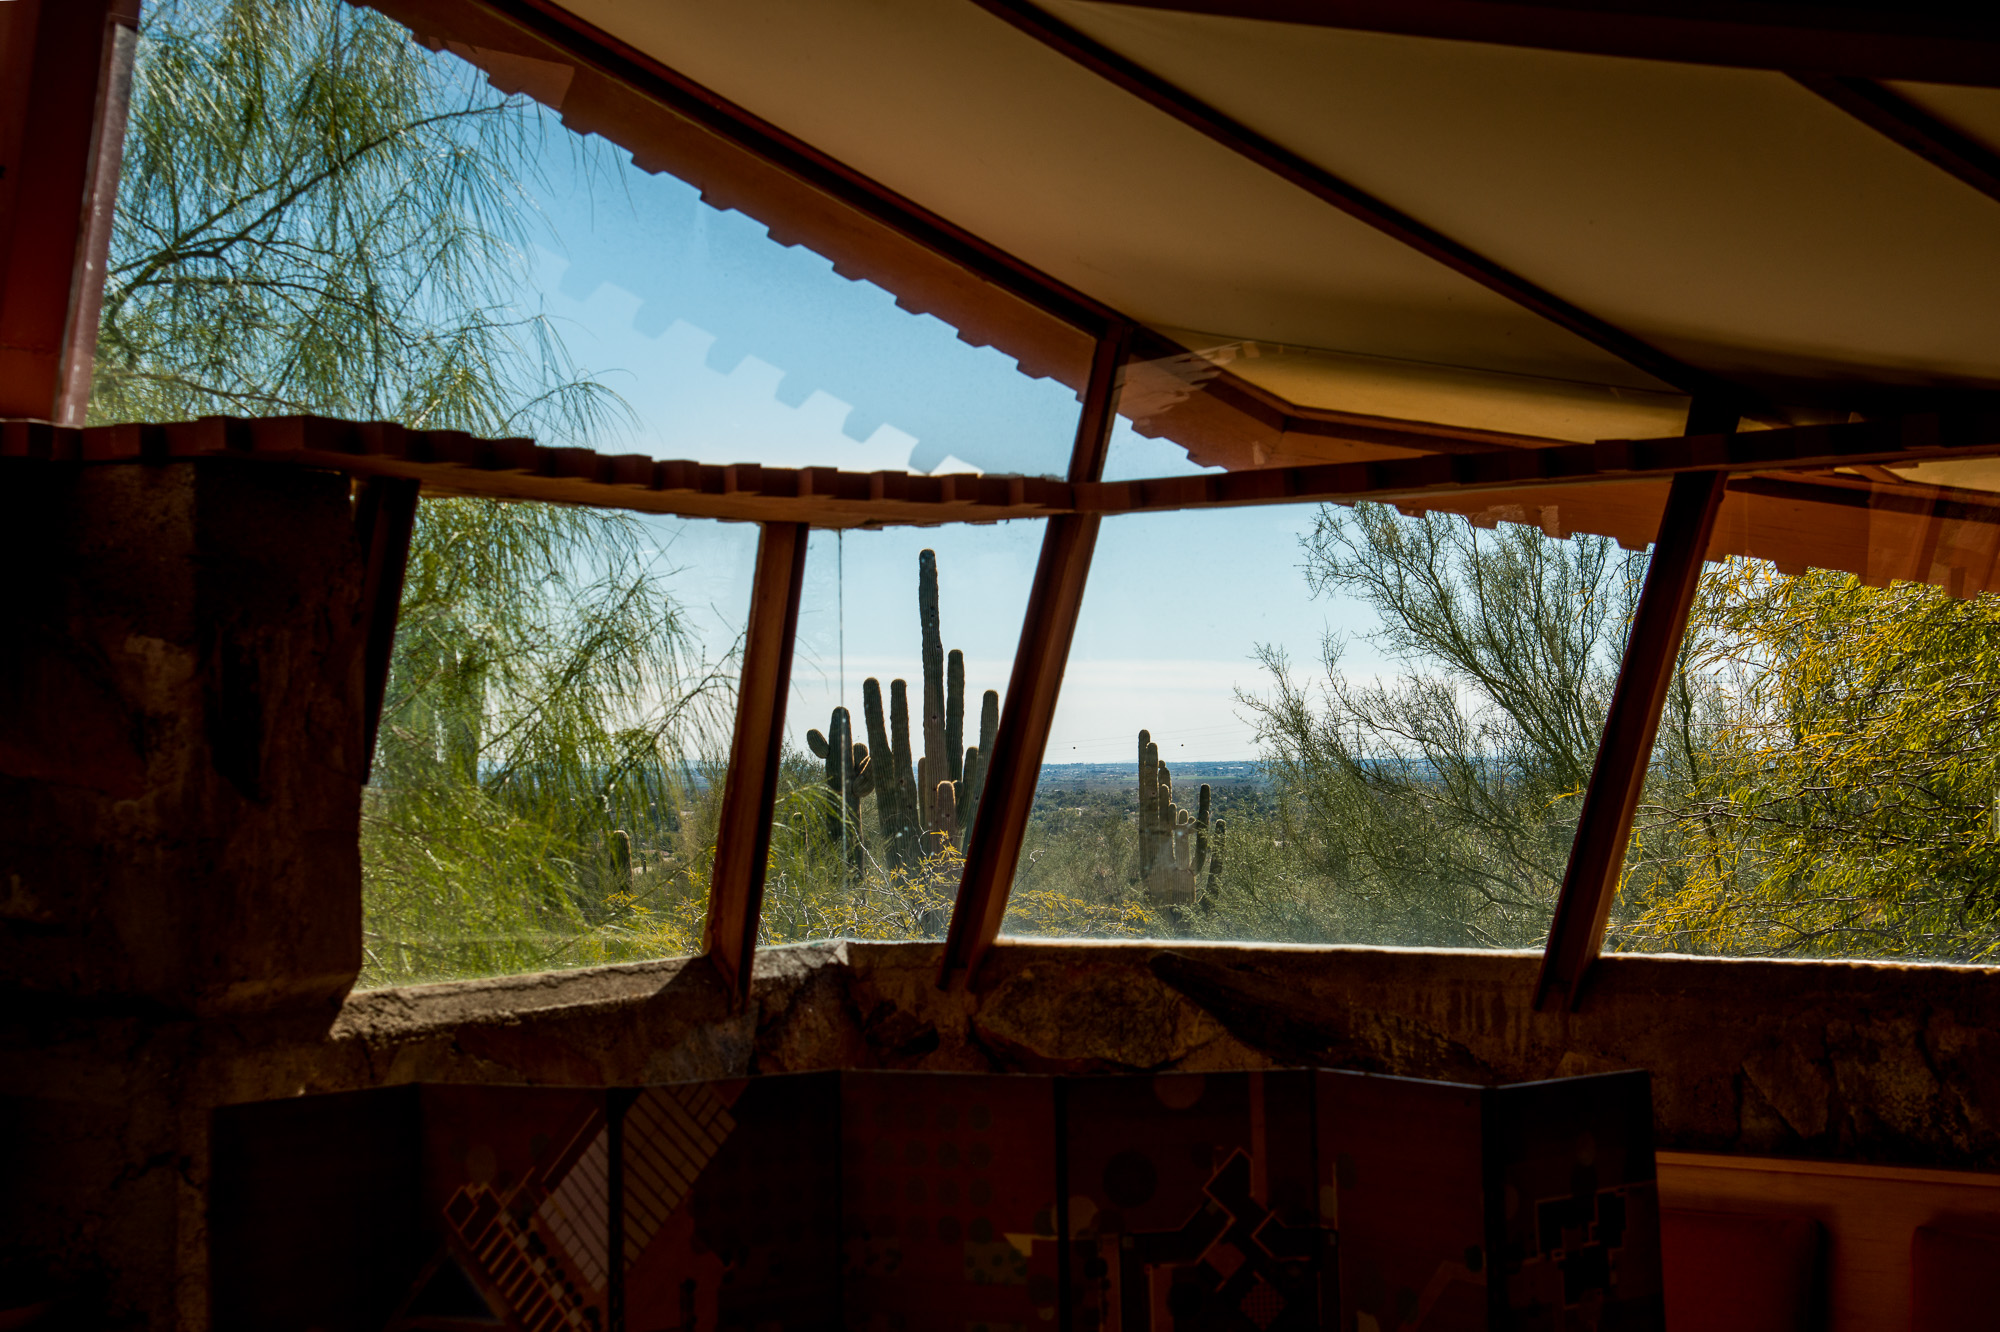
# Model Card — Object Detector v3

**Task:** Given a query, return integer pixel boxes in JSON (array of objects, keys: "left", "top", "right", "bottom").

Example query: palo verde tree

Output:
[
  {"left": 91, "top": 0, "right": 732, "bottom": 983},
  {"left": 1230, "top": 502, "right": 1651, "bottom": 948},
  {"left": 1623, "top": 563, "right": 2000, "bottom": 962}
]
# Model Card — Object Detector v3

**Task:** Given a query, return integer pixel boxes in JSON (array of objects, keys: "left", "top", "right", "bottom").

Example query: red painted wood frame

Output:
[
  {"left": 1534, "top": 403, "right": 1736, "bottom": 1012},
  {"left": 939, "top": 324, "right": 1131, "bottom": 987},
  {"left": 704, "top": 521, "right": 810, "bottom": 1009},
  {"left": 0, "top": 0, "right": 137, "bottom": 423}
]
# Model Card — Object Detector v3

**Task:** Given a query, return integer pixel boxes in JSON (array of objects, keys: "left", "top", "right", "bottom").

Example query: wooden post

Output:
[
  {"left": 354, "top": 477, "right": 422, "bottom": 782},
  {"left": 1534, "top": 408, "right": 1733, "bottom": 1012},
  {"left": 0, "top": 0, "right": 139, "bottom": 423},
  {"left": 704, "top": 521, "right": 809, "bottom": 1008},
  {"left": 939, "top": 324, "right": 1129, "bottom": 987}
]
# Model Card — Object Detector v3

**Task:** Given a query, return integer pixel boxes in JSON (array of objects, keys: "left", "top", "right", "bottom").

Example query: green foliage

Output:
[
  {"left": 95, "top": 0, "right": 734, "bottom": 985},
  {"left": 362, "top": 499, "right": 735, "bottom": 983},
  {"left": 1623, "top": 564, "right": 2000, "bottom": 961},
  {"left": 92, "top": 0, "right": 621, "bottom": 440},
  {"left": 1233, "top": 503, "right": 1645, "bottom": 947},
  {"left": 99, "top": 4, "right": 2000, "bottom": 975}
]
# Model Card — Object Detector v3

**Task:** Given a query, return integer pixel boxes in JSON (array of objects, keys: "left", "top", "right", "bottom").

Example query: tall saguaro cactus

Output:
[
  {"left": 919, "top": 551, "right": 948, "bottom": 806},
  {"left": 827, "top": 549, "right": 1000, "bottom": 872},
  {"left": 1136, "top": 728, "right": 1222, "bottom": 904}
]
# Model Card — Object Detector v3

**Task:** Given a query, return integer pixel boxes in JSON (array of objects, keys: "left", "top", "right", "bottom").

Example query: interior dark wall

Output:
[{"left": 209, "top": 1087, "right": 423, "bottom": 1332}]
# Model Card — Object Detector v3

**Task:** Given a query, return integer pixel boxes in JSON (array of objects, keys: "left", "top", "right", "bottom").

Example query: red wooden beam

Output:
[
  {"left": 12, "top": 405, "right": 2000, "bottom": 522},
  {"left": 939, "top": 327, "right": 1130, "bottom": 986},
  {"left": 703, "top": 521, "right": 810, "bottom": 1009},
  {"left": 0, "top": 0, "right": 138, "bottom": 423},
  {"left": 1534, "top": 456, "right": 1728, "bottom": 1013}
]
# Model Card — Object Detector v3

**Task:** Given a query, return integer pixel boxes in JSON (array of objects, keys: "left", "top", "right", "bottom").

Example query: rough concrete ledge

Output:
[
  {"left": 188, "top": 939, "right": 2000, "bottom": 1170},
  {"left": 12, "top": 938, "right": 2000, "bottom": 1167}
]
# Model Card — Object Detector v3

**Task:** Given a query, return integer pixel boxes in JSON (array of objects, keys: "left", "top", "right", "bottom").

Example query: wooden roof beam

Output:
[
  {"left": 1096, "top": 1, "right": 2000, "bottom": 87},
  {"left": 974, "top": 0, "right": 1762, "bottom": 416},
  {"left": 13, "top": 407, "right": 2000, "bottom": 524},
  {"left": 1793, "top": 75, "right": 2000, "bottom": 208}
]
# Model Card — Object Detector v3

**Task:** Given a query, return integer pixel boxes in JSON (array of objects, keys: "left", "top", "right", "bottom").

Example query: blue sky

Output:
[{"left": 521, "top": 121, "right": 1387, "bottom": 763}]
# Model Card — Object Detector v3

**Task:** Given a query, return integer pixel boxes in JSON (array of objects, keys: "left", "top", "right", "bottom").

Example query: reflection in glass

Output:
[
  {"left": 761, "top": 522, "right": 1044, "bottom": 944},
  {"left": 1104, "top": 328, "right": 1689, "bottom": 483},
  {"left": 1004, "top": 503, "right": 1639, "bottom": 946},
  {"left": 91, "top": 0, "right": 1086, "bottom": 476},
  {"left": 361, "top": 508, "right": 757, "bottom": 986}
]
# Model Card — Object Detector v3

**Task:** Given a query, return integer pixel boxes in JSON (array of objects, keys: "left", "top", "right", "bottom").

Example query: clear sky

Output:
[{"left": 518, "top": 112, "right": 1388, "bottom": 765}]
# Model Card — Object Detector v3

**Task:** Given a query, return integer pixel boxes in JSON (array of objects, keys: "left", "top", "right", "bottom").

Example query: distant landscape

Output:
[{"left": 1035, "top": 759, "right": 1266, "bottom": 792}]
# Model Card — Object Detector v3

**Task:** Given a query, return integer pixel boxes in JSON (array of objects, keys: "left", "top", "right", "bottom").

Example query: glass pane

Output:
[
  {"left": 1103, "top": 327, "right": 1689, "bottom": 482},
  {"left": 1616, "top": 459, "right": 2000, "bottom": 963},
  {"left": 1004, "top": 502, "right": 1639, "bottom": 946},
  {"left": 89, "top": 0, "right": 1089, "bottom": 477},
  {"left": 360, "top": 506, "right": 758, "bottom": 986},
  {"left": 761, "top": 521, "right": 1046, "bottom": 944}
]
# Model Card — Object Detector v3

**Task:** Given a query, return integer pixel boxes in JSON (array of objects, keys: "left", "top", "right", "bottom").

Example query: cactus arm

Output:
[
  {"left": 956, "top": 745, "right": 980, "bottom": 846},
  {"left": 1195, "top": 783, "right": 1212, "bottom": 876},
  {"left": 977, "top": 691, "right": 999, "bottom": 779},
  {"left": 890, "top": 678, "right": 921, "bottom": 865},
  {"left": 966, "top": 690, "right": 999, "bottom": 831},
  {"left": 933, "top": 779, "right": 961, "bottom": 848},
  {"left": 860, "top": 680, "right": 908, "bottom": 868},
  {"left": 946, "top": 648, "right": 965, "bottom": 782},
  {"left": 833, "top": 708, "right": 860, "bottom": 850},
  {"left": 806, "top": 729, "right": 829, "bottom": 760},
  {"left": 1137, "top": 730, "right": 1157, "bottom": 881},
  {"left": 918, "top": 549, "right": 948, "bottom": 805}
]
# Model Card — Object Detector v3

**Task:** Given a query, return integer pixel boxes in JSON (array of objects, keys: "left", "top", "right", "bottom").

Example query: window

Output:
[
  {"left": 361, "top": 508, "right": 757, "bottom": 986},
  {"left": 1104, "top": 328, "right": 1688, "bottom": 482},
  {"left": 93, "top": 0, "right": 1090, "bottom": 476},
  {"left": 1004, "top": 499, "right": 1642, "bottom": 948},
  {"left": 761, "top": 521, "right": 1046, "bottom": 944},
  {"left": 90, "top": 0, "right": 1096, "bottom": 983},
  {"left": 1614, "top": 464, "right": 2000, "bottom": 964}
]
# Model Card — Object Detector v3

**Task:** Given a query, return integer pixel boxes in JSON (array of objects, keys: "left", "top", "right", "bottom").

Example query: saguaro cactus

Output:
[
  {"left": 838, "top": 549, "right": 999, "bottom": 869},
  {"left": 861, "top": 679, "right": 918, "bottom": 867},
  {"left": 1136, "top": 728, "right": 1217, "bottom": 904},
  {"left": 958, "top": 688, "right": 1000, "bottom": 834},
  {"left": 919, "top": 551, "right": 949, "bottom": 805},
  {"left": 805, "top": 706, "right": 872, "bottom": 864}
]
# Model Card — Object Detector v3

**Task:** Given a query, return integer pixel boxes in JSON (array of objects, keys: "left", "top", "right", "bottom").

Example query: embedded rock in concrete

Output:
[{"left": 971, "top": 959, "right": 1225, "bottom": 1072}]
